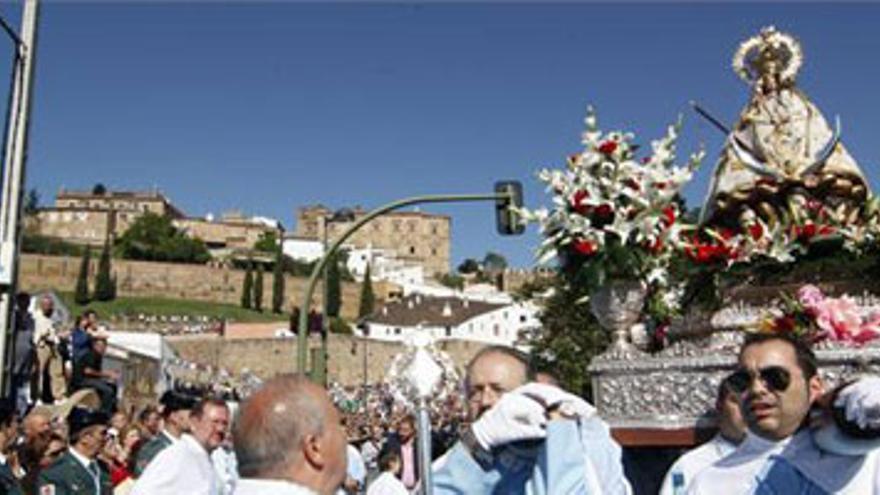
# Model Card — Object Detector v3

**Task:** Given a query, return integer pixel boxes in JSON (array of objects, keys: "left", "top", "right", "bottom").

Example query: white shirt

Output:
[
  {"left": 233, "top": 479, "right": 318, "bottom": 495},
  {"left": 212, "top": 446, "right": 239, "bottom": 495},
  {"left": 659, "top": 435, "right": 738, "bottom": 494},
  {"left": 366, "top": 471, "right": 409, "bottom": 495},
  {"left": 131, "top": 434, "right": 220, "bottom": 495},
  {"left": 31, "top": 309, "right": 58, "bottom": 346},
  {"left": 688, "top": 430, "right": 880, "bottom": 494}
]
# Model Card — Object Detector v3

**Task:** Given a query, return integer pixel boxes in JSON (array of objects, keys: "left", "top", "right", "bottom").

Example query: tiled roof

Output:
[{"left": 365, "top": 294, "right": 504, "bottom": 327}]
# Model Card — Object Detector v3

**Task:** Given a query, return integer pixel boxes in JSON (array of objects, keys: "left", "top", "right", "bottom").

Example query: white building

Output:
[
  {"left": 282, "top": 235, "right": 325, "bottom": 262},
  {"left": 359, "top": 294, "right": 540, "bottom": 350},
  {"left": 346, "top": 246, "right": 424, "bottom": 286}
]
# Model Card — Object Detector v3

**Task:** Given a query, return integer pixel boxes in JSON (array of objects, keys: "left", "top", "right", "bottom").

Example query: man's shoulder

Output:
[{"left": 38, "top": 452, "right": 85, "bottom": 487}]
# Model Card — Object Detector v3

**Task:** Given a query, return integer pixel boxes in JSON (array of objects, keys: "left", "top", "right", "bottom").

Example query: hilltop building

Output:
[
  {"left": 29, "top": 188, "right": 281, "bottom": 258},
  {"left": 295, "top": 205, "right": 451, "bottom": 277}
]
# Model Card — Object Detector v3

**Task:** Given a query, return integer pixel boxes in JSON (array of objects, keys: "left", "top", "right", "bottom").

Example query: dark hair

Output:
[
  {"left": 0, "top": 398, "right": 15, "bottom": 428},
  {"left": 739, "top": 333, "right": 818, "bottom": 380},
  {"left": 378, "top": 448, "right": 400, "bottom": 472},
  {"left": 191, "top": 397, "right": 228, "bottom": 420},
  {"left": 138, "top": 405, "right": 159, "bottom": 423},
  {"left": 465, "top": 345, "right": 534, "bottom": 389},
  {"left": 83, "top": 309, "right": 97, "bottom": 318}
]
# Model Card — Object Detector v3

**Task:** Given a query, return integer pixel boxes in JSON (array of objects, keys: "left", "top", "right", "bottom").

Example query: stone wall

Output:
[
  {"left": 18, "top": 254, "right": 396, "bottom": 320},
  {"left": 167, "top": 334, "right": 488, "bottom": 387}
]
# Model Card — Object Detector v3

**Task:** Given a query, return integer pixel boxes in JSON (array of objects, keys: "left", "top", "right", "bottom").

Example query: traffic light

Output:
[{"left": 495, "top": 181, "right": 525, "bottom": 235}]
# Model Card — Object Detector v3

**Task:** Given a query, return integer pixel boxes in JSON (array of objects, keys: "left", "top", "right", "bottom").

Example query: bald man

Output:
[
  {"left": 433, "top": 345, "right": 631, "bottom": 495},
  {"left": 233, "top": 374, "right": 348, "bottom": 495}
]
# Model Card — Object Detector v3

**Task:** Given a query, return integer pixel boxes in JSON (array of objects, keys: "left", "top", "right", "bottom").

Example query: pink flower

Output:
[
  {"left": 797, "top": 284, "right": 825, "bottom": 309},
  {"left": 813, "top": 296, "right": 863, "bottom": 342}
]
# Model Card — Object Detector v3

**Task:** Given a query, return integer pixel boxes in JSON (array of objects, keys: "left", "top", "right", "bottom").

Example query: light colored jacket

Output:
[
  {"left": 131, "top": 434, "right": 220, "bottom": 495},
  {"left": 432, "top": 418, "right": 630, "bottom": 495}
]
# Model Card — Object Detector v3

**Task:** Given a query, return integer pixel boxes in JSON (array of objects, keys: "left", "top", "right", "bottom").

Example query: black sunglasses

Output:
[{"left": 728, "top": 366, "right": 792, "bottom": 393}]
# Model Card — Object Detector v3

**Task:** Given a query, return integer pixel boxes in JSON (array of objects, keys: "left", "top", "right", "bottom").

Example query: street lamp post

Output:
[
  {"left": 296, "top": 188, "right": 523, "bottom": 377},
  {"left": 316, "top": 208, "right": 356, "bottom": 384}
]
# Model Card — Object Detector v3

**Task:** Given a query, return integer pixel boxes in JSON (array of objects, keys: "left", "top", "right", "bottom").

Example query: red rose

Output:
[
  {"left": 774, "top": 316, "right": 796, "bottom": 333},
  {"left": 720, "top": 228, "right": 735, "bottom": 241},
  {"left": 818, "top": 225, "right": 835, "bottom": 236},
  {"left": 598, "top": 140, "right": 617, "bottom": 155},
  {"left": 653, "top": 182, "right": 669, "bottom": 190},
  {"left": 748, "top": 223, "right": 764, "bottom": 241},
  {"left": 695, "top": 245, "right": 714, "bottom": 263},
  {"left": 594, "top": 203, "right": 614, "bottom": 219},
  {"left": 624, "top": 178, "right": 641, "bottom": 192},
  {"left": 573, "top": 239, "right": 597, "bottom": 256},
  {"left": 648, "top": 237, "right": 664, "bottom": 254},
  {"left": 661, "top": 206, "right": 676, "bottom": 227},
  {"left": 571, "top": 190, "right": 591, "bottom": 215},
  {"left": 800, "top": 223, "right": 817, "bottom": 239}
]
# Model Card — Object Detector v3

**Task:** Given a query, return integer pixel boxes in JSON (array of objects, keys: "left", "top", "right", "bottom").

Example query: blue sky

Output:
[{"left": 5, "top": 2, "right": 880, "bottom": 268}]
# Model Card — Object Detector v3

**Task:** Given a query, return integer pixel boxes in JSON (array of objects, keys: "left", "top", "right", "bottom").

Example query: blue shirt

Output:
[
  {"left": 71, "top": 327, "right": 91, "bottom": 361},
  {"left": 433, "top": 418, "right": 630, "bottom": 495}
]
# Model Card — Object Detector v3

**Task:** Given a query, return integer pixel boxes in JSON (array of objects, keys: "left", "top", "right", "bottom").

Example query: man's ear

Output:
[
  {"left": 808, "top": 374, "right": 825, "bottom": 404},
  {"left": 301, "top": 433, "right": 325, "bottom": 469}
]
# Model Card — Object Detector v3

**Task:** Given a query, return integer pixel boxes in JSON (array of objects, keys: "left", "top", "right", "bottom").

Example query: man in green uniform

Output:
[
  {"left": 132, "top": 390, "right": 195, "bottom": 477},
  {"left": 37, "top": 407, "right": 112, "bottom": 495}
]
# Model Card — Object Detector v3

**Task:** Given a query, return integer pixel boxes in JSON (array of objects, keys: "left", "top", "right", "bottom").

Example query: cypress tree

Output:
[
  {"left": 241, "top": 263, "right": 253, "bottom": 309},
  {"left": 94, "top": 240, "right": 114, "bottom": 301},
  {"left": 358, "top": 263, "right": 375, "bottom": 319},
  {"left": 74, "top": 249, "right": 90, "bottom": 305},
  {"left": 254, "top": 267, "right": 264, "bottom": 312},
  {"left": 326, "top": 253, "right": 341, "bottom": 318},
  {"left": 271, "top": 248, "right": 285, "bottom": 313}
]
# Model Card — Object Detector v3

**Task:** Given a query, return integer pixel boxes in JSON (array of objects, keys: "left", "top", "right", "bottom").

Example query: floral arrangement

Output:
[
  {"left": 519, "top": 107, "right": 704, "bottom": 287},
  {"left": 758, "top": 284, "right": 880, "bottom": 345},
  {"left": 684, "top": 194, "right": 880, "bottom": 268}
]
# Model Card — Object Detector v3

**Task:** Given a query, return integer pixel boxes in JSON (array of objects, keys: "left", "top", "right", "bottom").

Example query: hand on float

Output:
[
  {"left": 834, "top": 376, "right": 880, "bottom": 430},
  {"left": 470, "top": 391, "right": 547, "bottom": 450},
  {"left": 516, "top": 382, "right": 596, "bottom": 420}
]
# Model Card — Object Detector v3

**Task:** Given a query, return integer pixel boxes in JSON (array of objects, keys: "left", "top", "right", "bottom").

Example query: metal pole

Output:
[
  {"left": 318, "top": 220, "right": 328, "bottom": 382},
  {"left": 0, "top": 0, "right": 39, "bottom": 397},
  {"left": 417, "top": 398, "right": 434, "bottom": 495},
  {"left": 296, "top": 192, "right": 513, "bottom": 374}
]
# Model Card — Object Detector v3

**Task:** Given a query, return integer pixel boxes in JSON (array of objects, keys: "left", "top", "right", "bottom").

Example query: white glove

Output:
[
  {"left": 516, "top": 382, "right": 596, "bottom": 419},
  {"left": 470, "top": 391, "right": 547, "bottom": 450},
  {"left": 834, "top": 377, "right": 880, "bottom": 430}
]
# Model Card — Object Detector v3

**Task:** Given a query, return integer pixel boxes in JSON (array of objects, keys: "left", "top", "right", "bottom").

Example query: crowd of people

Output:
[
  {"left": 5, "top": 291, "right": 880, "bottom": 494},
  {"left": 12, "top": 293, "right": 120, "bottom": 418}
]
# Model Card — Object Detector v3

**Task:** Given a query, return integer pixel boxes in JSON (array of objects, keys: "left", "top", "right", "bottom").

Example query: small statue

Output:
[{"left": 701, "top": 27, "right": 870, "bottom": 230}]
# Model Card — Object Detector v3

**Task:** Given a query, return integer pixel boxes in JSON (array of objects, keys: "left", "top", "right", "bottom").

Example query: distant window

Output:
[
  {"left": 431, "top": 248, "right": 437, "bottom": 256},
  {"left": 394, "top": 328, "right": 401, "bottom": 335},
  {"left": 520, "top": 315, "right": 527, "bottom": 323},
  {"left": 410, "top": 246, "right": 416, "bottom": 255},
  {"left": 408, "top": 221, "right": 416, "bottom": 232},
  {"left": 493, "top": 325, "right": 500, "bottom": 336},
  {"left": 503, "top": 311, "right": 508, "bottom": 318},
  {"left": 392, "top": 220, "right": 401, "bottom": 232},
  {"left": 431, "top": 223, "right": 438, "bottom": 235},
  {"left": 445, "top": 326, "right": 452, "bottom": 337}
]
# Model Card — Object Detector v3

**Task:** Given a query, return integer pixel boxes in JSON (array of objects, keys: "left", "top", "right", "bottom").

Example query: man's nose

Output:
[{"left": 480, "top": 389, "right": 499, "bottom": 409}]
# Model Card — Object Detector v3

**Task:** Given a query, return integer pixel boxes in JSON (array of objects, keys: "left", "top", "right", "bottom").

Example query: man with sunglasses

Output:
[{"left": 689, "top": 332, "right": 880, "bottom": 494}]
